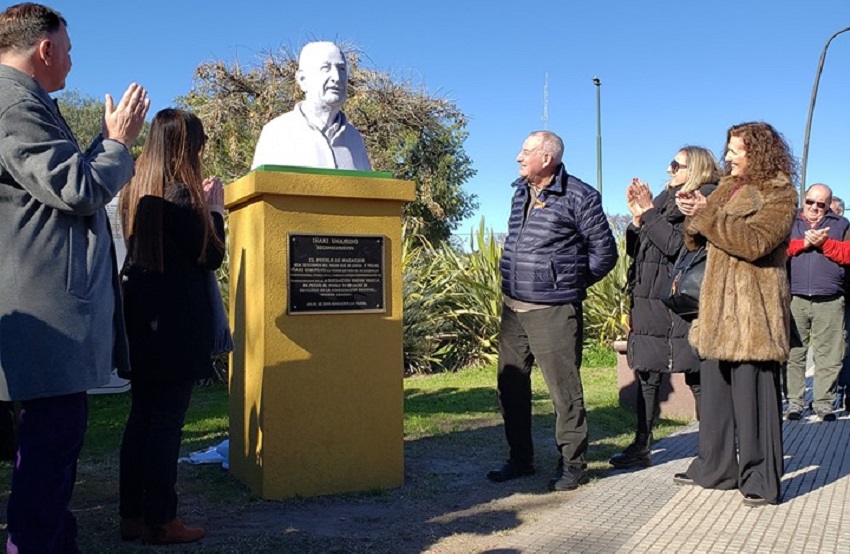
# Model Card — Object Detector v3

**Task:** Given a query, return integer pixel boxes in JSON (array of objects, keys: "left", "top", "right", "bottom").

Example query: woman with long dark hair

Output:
[
  {"left": 117, "top": 108, "right": 225, "bottom": 543},
  {"left": 610, "top": 146, "right": 720, "bottom": 469},
  {"left": 674, "top": 122, "right": 797, "bottom": 507}
]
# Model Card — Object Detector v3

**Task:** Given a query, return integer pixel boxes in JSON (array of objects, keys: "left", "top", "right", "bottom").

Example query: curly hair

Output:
[{"left": 724, "top": 122, "right": 798, "bottom": 186}]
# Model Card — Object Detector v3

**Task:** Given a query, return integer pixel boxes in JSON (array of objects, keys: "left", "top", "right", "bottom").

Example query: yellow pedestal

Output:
[{"left": 224, "top": 166, "right": 415, "bottom": 499}]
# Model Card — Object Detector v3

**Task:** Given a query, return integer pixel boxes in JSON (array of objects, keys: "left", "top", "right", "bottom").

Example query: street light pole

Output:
[
  {"left": 800, "top": 26, "right": 850, "bottom": 205},
  {"left": 593, "top": 76, "right": 602, "bottom": 194}
]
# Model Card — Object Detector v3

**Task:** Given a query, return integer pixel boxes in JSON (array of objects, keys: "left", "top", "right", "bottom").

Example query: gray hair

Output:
[
  {"left": 832, "top": 196, "right": 844, "bottom": 216},
  {"left": 529, "top": 130, "right": 564, "bottom": 165}
]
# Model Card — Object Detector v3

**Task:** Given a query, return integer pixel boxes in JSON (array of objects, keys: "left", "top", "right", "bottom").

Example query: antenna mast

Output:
[{"left": 542, "top": 72, "right": 549, "bottom": 129}]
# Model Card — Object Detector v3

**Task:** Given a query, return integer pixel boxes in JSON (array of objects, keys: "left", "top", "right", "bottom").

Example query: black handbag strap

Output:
[{"left": 672, "top": 245, "right": 706, "bottom": 272}]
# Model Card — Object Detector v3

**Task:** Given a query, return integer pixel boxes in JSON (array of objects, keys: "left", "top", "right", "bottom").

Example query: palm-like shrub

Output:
[
  {"left": 584, "top": 231, "right": 629, "bottom": 346},
  {"left": 402, "top": 219, "right": 502, "bottom": 373},
  {"left": 440, "top": 221, "right": 503, "bottom": 368},
  {"left": 402, "top": 219, "right": 631, "bottom": 373},
  {"left": 402, "top": 230, "right": 458, "bottom": 373}
]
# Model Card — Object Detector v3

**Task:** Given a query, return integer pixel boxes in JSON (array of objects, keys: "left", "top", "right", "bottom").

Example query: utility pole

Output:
[
  {"left": 801, "top": 26, "right": 850, "bottom": 205},
  {"left": 593, "top": 76, "right": 602, "bottom": 194},
  {"left": 542, "top": 73, "right": 549, "bottom": 129}
]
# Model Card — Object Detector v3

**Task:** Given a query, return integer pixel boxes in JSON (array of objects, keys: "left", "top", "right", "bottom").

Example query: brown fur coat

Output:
[{"left": 685, "top": 173, "right": 798, "bottom": 362}]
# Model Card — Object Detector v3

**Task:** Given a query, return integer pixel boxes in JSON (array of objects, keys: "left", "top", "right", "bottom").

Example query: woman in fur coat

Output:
[
  {"left": 609, "top": 146, "right": 720, "bottom": 469},
  {"left": 674, "top": 122, "right": 797, "bottom": 507}
]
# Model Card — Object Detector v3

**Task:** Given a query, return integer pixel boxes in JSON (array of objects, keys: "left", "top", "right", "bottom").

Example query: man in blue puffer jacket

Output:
[{"left": 487, "top": 130, "right": 617, "bottom": 492}]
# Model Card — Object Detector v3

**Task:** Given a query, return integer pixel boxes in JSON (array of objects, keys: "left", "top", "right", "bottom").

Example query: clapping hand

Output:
[
  {"left": 676, "top": 190, "right": 707, "bottom": 217},
  {"left": 804, "top": 228, "right": 829, "bottom": 249},
  {"left": 203, "top": 177, "right": 225, "bottom": 214},
  {"left": 103, "top": 83, "right": 150, "bottom": 148},
  {"left": 627, "top": 178, "right": 653, "bottom": 216}
]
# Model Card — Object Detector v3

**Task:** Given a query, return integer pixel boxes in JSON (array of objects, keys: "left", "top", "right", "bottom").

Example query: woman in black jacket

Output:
[
  {"left": 117, "top": 109, "right": 225, "bottom": 544},
  {"left": 609, "top": 146, "right": 720, "bottom": 469}
]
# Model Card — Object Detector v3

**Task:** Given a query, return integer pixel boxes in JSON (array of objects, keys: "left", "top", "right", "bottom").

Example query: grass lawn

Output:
[
  {"left": 403, "top": 361, "right": 688, "bottom": 472},
  {"left": 0, "top": 357, "right": 691, "bottom": 551}
]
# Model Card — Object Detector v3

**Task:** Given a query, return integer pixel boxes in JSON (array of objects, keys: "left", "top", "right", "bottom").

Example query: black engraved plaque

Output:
[{"left": 288, "top": 234, "right": 386, "bottom": 314}]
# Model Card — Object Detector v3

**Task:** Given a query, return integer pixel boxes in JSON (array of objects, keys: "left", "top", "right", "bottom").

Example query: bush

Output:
[
  {"left": 584, "top": 231, "right": 629, "bottom": 347},
  {"left": 403, "top": 219, "right": 501, "bottom": 373},
  {"left": 402, "top": 219, "right": 629, "bottom": 373}
]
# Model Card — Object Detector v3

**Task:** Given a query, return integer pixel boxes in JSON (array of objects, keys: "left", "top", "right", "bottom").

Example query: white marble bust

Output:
[{"left": 251, "top": 41, "right": 372, "bottom": 171}]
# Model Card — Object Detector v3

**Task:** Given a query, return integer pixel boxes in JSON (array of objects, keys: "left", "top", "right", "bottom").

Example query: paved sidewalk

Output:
[{"left": 490, "top": 411, "right": 850, "bottom": 553}]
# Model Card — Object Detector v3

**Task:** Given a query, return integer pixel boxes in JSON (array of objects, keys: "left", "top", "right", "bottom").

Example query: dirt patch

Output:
[{"left": 0, "top": 417, "right": 595, "bottom": 553}]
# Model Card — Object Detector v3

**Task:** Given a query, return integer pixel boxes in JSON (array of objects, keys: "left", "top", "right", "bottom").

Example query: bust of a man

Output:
[{"left": 251, "top": 41, "right": 372, "bottom": 171}]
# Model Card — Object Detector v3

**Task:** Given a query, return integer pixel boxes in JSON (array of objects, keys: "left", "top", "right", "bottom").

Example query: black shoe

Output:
[
  {"left": 486, "top": 460, "right": 535, "bottom": 483},
  {"left": 548, "top": 463, "right": 589, "bottom": 492},
  {"left": 784, "top": 403, "right": 804, "bottom": 421},
  {"left": 673, "top": 472, "right": 695, "bottom": 486},
  {"left": 816, "top": 409, "right": 836, "bottom": 422},
  {"left": 742, "top": 493, "right": 768, "bottom": 507},
  {"left": 609, "top": 442, "right": 651, "bottom": 469}
]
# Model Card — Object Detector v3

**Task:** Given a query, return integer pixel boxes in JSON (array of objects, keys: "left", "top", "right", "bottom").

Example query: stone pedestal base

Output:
[{"left": 612, "top": 340, "right": 697, "bottom": 421}]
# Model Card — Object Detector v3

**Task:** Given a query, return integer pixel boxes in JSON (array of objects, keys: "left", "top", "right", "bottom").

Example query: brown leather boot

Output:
[
  {"left": 142, "top": 518, "right": 205, "bottom": 544},
  {"left": 119, "top": 517, "right": 144, "bottom": 541}
]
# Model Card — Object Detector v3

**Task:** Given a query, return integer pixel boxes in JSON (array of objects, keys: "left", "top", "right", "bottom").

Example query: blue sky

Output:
[{"left": 46, "top": 0, "right": 850, "bottom": 236}]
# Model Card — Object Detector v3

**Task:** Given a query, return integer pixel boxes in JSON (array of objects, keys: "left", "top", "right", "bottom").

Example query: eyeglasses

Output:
[
  {"left": 670, "top": 160, "right": 688, "bottom": 173},
  {"left": 805, "top": 199, "right": 828, "bottom": 210}
]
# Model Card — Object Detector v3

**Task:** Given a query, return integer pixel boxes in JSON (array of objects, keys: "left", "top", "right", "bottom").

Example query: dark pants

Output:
[
  {"left": 0, "top": 400, "right": 15, "bottom": 461},
  {"left": 635, "top": 370, "right": 701, "bottom": 438},
  {"left": 685, "top": 360, "right": 784, "bottom": 504},
  {"left": 837, "top": 305, "right": 850, "bottom": 407},
  {"left": 119, "top": 379, "right": 195, "bottom": 525},
  {"left": 497, "top": 303, "right": 587, "bottom": 469},
  {"left": 6, "top": 392, "right": 88, "bottom": 554}
]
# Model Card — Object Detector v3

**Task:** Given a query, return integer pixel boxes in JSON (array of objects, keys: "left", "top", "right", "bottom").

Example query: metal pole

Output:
[
  {"left": 593, "top": 76, "right": 602, "bottom": 194},
  {"left": 801, "top": 26, "right": 850, "bottom": 205}
]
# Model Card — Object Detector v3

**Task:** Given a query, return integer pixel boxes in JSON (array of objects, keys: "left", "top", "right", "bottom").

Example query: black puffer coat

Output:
[{"left": 626, "top": 183, "right": 715, "bottom": 373}]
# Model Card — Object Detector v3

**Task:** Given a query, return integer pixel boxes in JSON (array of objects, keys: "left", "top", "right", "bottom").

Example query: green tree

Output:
[
  {"left": 55, "top": 90, "right": 101, "bottom": 145},
  {"left": 56, "top": 89, "right": 148, "bottom": 158},
  {"left": 178, "top": 45, "right": 478, "bottom": 243}
]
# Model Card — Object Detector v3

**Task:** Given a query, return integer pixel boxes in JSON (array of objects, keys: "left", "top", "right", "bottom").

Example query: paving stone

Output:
[{"left": 491, "top": 412, "right": 850, "bottom": 553}]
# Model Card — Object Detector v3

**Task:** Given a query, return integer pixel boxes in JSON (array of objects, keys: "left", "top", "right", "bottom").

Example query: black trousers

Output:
[
  {"left": 685, "top": 360, "right": 784, "bottom": 504},
  {"left": 497, "top": 303, "right": 587, "bottom": 469},
  {"left": 0, "top": 399, "right": 15, "bottom": 461},
  {"left": 6, "top": 392, "right": 87, "bottom": 553},
  {"left": 635, "top": 370, "right": 701, "bottom": 438},
  {"left": 119, "top": 379, "right": 195, "bottom": 525}
]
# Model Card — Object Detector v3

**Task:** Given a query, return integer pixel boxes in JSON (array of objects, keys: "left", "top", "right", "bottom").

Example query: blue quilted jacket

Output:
[{"left": 500, "top": 166, "right": 617, "bottom": 304}]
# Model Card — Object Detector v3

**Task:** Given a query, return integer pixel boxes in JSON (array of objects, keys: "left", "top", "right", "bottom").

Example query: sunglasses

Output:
[
  {"left": 670, "top": 160, "right": 688, "bottom": 173},
  {"left": 804, "top": 199, "right": 828, "bottom": 210}
]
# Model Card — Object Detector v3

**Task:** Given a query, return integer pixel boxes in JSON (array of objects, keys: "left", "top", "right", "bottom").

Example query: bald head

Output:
[
  {"left": 804, "top": 183, "right": 832, "bottom": 224},
  {"left": 297, "top": 41, "right": 348, "bottom": 109}
]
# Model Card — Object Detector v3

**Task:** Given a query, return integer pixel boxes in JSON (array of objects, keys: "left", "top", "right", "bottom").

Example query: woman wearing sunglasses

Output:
[
  {"left": 610, "top": 146, "right": 720, "bottom": 470},
  {"left": 674, "top": 122, "right": 797, "bottom": 507}
]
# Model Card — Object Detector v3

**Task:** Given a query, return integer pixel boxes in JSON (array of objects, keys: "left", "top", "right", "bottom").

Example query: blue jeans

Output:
[{"left": 6, "top": 392, "right": 88, "bottom": 554}]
